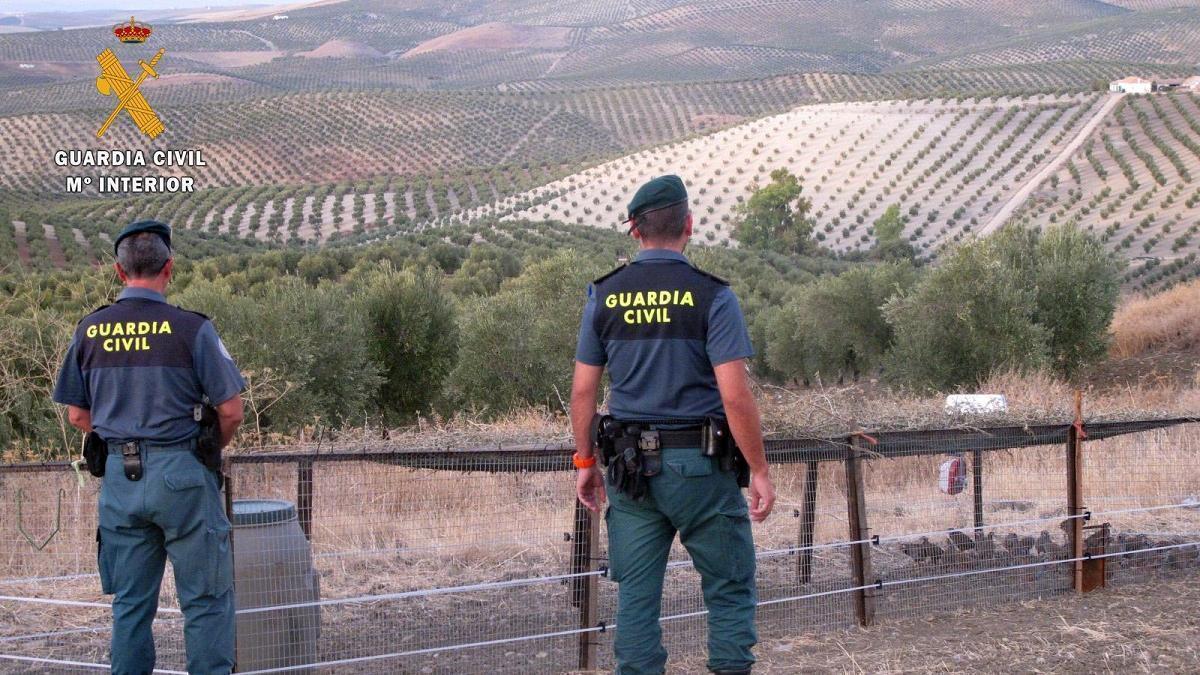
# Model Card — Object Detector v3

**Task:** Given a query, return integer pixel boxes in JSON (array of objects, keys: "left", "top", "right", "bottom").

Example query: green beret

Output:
[
  {"left": 113, "top": 220, "right": 172, "bottom": 256},
  {"left": 624, "top": 175, "right": 688, "bottom": 224}
]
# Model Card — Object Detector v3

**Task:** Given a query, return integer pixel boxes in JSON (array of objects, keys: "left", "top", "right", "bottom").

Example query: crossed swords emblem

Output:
[{"left": 95, "top": 47, "right": 166, "bottom": 139}]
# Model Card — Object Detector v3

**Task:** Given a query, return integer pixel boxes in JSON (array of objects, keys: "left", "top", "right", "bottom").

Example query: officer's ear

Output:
[
  {"left": 160, "top": 257, "right": 175, "bottom": 281},
  {"left": 629, "top": 220, "right": 642, "bottom": 241},
  {"left": 683, "top": 211, "right": 694, "bottom": 239},
  {"left": 114, "top": 262, "right": 130, "bottom": 284}
]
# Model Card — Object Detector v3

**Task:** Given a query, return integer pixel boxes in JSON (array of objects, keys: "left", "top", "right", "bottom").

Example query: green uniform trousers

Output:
[
  {"left": 605, "top": 447, "right": 757, "bottom": 674},
  {"left": 97, "top": 443, "right": 235, "bottom": 675}
]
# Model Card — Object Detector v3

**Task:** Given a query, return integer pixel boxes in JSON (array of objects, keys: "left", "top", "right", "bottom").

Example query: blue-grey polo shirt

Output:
[
  {"left": 52, "top": 287, "right": 245, "bottom": 444},
  {"left": 575, "top": 249, "right": 755, "bottom": 421}
]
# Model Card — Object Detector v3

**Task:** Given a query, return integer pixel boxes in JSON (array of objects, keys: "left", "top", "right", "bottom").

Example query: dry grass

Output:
[
  {"left": 756, "top": 368, "right": 1196, "bottom": 439},
  {"left": 660, "top": 576, "right": 1200, "bottom": 674},
  {"left": 1111, "top": 278, "right": 1200, "bottom": 359}
]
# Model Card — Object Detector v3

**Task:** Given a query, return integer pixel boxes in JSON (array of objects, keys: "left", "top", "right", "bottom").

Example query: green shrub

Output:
[
  {"left": 175, "top": 277, "right": 383, "bottom": 430},
  {"left": 447, "top": 251, "right": 605, "bottom": 413},
  {"left": 766, "top": 262, "right": 918, "bottom": 382},
  {"left": 883, "top": 224, "right": 1118, "bottom": 389},
  {"left": 355, "top": 266, "right": 458, "bottom": 421}
]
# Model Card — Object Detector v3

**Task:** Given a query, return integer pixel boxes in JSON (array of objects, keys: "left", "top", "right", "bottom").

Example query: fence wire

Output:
[{"left": 0, "top": 420, "right": 1196, "bottom": 673}]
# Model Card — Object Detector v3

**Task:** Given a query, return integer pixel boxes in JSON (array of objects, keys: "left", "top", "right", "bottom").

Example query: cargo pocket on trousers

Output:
[
  {"left": 718, "top": 503, "right": 755, "bottom": 582},
  {"left": 96, "top": 528, "right": 115, "bottom": 595},
  {"left": 666, "top": 456, "right": 714, "bottom": 478},
  {"left": 164, "top": 469, "right": 206, "bottom": 492},
  {"left": 206, "top": 522, "right": 234, "bottom": 597}
]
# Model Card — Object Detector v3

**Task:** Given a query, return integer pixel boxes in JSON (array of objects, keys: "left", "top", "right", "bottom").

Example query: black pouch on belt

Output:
[
  {"left": 83, "top": 431, "right": 107, "bottom": 477},
  {"left": 193, "top": 403, "right": 221, "bottom": 473},
  {"left": 121, "top": 442, "right": 143, "bottom": 482}
]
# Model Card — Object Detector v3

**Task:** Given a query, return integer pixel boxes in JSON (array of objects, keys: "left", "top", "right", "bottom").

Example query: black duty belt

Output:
[
  {"left": 652, "top": 429, "right": 704, "bottom": 449},
  {"left": 106, "top": 438, "right": 197, "bottom": 482}
]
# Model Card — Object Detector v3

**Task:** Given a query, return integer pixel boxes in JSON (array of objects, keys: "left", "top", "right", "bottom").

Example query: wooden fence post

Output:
[
  {"left": 1067, "top": 390, "right": 1085, "bottom": 592},
  {"left": 297, "top": 458, "right": 314, "bottom": 541},
  {"left": 571, "top": 499, "right": 600, "bottom": 670},
  {"left": 845, "top": 434, "right": 875, "bottom": 627},
  {"left": 797, "top": 460, "right": 819, "bottom": 584}
]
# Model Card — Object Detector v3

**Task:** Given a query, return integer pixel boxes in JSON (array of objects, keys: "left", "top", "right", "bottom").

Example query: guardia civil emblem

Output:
[{"left": 95, "top": 17, "right": 166, "bottom": 139}]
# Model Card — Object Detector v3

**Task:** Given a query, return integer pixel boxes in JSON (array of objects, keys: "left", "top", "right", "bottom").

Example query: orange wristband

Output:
[{"left": 573, "top": 452, "right": 597, "bottom": 469}]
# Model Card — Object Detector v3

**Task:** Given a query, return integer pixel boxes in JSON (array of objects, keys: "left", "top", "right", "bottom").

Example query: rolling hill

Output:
[{"left": 1, "top": 0, "right": 1199, "bottom": 291}]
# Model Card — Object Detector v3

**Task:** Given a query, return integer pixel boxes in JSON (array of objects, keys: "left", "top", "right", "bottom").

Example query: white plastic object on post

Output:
[{"left": 944, "top": 394, "right": 1008, "bottom": 415}]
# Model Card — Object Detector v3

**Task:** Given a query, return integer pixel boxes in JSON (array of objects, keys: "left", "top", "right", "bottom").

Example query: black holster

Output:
[
  {"left": 121, "top": 442, "right": 143, "bottom": 481},
  {"left": 193, "top": 403, "right": 221, "bottom": 473},
  {"left": 83, "top": 431, "right": 107, "bottom": 477},
  {"left": 703, "top": 416, "right": 749, "bottom": 488}
]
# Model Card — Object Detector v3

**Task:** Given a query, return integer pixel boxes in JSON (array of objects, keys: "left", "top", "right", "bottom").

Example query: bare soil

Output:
[
  {"left": 668, "top": 576, "right": 1200, "bottom": 674},
  {"left": 404, "top": 23, "right": 573, "bottom": 57},
  {"left": 298, "top": 40, "right": 384, "bottom": 60},
  {"left": 173, "top": 52, "right": 284, "bottom": 68}
]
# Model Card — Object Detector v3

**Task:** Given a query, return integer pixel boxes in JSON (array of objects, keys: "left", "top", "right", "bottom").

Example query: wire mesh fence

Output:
[{"left": 0, "top": 418, "right": 1197, "bottom": 673}]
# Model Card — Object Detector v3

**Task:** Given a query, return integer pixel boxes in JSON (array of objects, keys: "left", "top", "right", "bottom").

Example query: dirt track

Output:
[{"left": 668, "top": 576, "right": 1200, "bottom": 673}]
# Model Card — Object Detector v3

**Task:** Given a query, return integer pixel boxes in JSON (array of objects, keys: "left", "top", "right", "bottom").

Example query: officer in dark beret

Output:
[
  {"left": 570, "top": 176, "right": 776, "bottom": 674},
  {"left": 53, "top": 220, "right": 245, "bottom": 674}
]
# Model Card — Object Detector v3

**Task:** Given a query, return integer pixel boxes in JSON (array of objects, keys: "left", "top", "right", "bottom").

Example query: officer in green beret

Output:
[
  {"left": 54, "top": 220, "right": 245, "bottom": 674},
  {"left": 571, "top": 175, "right": 776, "bottom": 674}
]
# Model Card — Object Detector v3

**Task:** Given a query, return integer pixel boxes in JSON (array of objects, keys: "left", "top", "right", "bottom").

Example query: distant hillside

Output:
[{"left": 0, "top": 0, "right": 1196, "bottom": 92}]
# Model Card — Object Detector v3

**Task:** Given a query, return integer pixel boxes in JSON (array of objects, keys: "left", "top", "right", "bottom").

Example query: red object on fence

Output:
[{"left": 939, "top": 455, "right": 968, "bottom": 495}]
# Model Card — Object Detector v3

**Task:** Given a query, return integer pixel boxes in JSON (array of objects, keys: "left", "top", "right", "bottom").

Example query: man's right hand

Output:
[
  {"left": 748, "top": 469, "right": 775, "bottom": 522},
  {"left": 576, "top": 465, "right": 606, "bottom": 512}
]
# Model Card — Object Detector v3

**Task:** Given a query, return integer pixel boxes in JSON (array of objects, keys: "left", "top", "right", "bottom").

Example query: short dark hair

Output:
[
  {"left": 633, "top": 201, "right": 689, "bottom": 242},
  {"left": 116, "top": 232, "right": 171, "bottom": 278}
]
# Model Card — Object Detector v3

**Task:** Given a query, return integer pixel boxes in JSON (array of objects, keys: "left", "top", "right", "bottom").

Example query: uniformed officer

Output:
[
  {"left": 53, "top": 220, "right": 245, "bottom": 675},
  {"left": 571, "top": 176, "right": 776, "bottom": 675}
]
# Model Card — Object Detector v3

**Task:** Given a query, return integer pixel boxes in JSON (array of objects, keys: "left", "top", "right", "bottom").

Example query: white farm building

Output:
[{"left": 1109, "top": 76, "right": 1154, "bottom": 94}]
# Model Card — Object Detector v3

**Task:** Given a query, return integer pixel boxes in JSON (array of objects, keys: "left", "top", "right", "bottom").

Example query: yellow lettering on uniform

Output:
[
  {"left": 138, "top": 322, "right": 150, "bottom": 335},
  {"left": 140, "top": 337, "right": 150, "bottom": 350},
  {"left": 680, "top": 292, "right": 694, "bottom": 307},
  {"left": 102, "top": 338, "right": 114, "bottom": 352},
  {"left": 623, "top": 309, "right": 635, "bottom": 324},
  {"left": 86, "top": 325, "right": 98, "bottom": 339},
  {"left": 618, "top": 293, "right": 631, "bottom": 307},
  {"left": 112, "top": 323, "right": 124, "bottom": 336},
  {"left": 121, "top": 338, "right": 135, "bottom": 351},
  {"left": 126, "top": 322, "right": 136, "bottom": 336},
  {"left": 99, "top": 323, "right": 111, "bottom": 337},
  {"left": 605, "top": 295, "right": 617, "bottom": 309},
  {"left": 633, "top": 292, "right": 645, "bottom": 307},
  {"left": 159, "top": 321, "right": 171, "bottom": 335}
]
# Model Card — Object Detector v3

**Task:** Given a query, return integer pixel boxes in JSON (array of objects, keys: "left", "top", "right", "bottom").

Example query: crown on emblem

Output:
[{"left": 113, "top": 16, "right": 152, "bottom": 44}]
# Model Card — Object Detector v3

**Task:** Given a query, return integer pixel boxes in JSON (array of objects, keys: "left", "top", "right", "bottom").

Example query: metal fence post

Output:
[
  {"left": 845, "top": 434, "right": 875, "bottom": 627},
  {"left": 297, "top": 458, "right": 314, "bottom": 541},
  {"left": 222, "top": 461, "right": 238, "bottom": 673},
  {"left": 797, "top": 460, "right": 819, "bottom": 584},
  {"left": 972, "top": 448, "right": 984, "bottom": 535},
  {"left": 1067, "top": 390, "right": 1085, "bottom": 592},
  {"left": 571, "top": 498, "right": 600, "bottom": 669}
]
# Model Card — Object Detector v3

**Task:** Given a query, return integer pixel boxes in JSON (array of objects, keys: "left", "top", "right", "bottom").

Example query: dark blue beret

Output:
[
  {"left": 113, "top": 220, "right": 172, "bottom": 256},
  {"left": 624, "top": 175, "right": 688, "bottom": 224}
]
